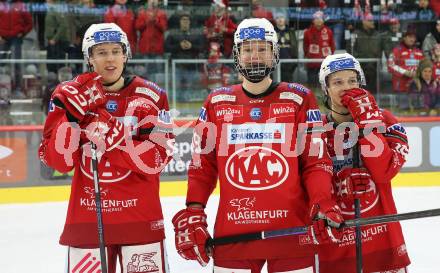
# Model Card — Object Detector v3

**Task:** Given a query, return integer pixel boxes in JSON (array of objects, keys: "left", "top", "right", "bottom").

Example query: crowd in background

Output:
[{"left": 1, "top": 0, "right": 440, "bottom": 116}]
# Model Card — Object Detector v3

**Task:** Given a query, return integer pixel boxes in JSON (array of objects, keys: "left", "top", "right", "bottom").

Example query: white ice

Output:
[{"left": 1, "top": 187, "right": 439, "bottom": 273}]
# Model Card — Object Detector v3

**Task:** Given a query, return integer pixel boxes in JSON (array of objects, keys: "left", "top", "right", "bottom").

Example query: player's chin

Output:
[{"left": 102, "top": 70, "right": 121, "bottom": 83}]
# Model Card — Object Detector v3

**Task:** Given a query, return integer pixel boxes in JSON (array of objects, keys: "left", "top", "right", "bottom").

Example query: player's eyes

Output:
[
  {"left": 332, "top": 80, "right": 344, "bottom": 86},
  {"left": 113, "top": 50, "right": 123, "bottom": 56},
  {"left": 348, "top": 79, "right": 359, "bottom": 85}
]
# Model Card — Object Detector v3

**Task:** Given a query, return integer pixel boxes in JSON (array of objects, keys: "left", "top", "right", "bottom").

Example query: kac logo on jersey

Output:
[
  {"left": 198, "top": 107, "right": 207, "bottom": 122},
  {"left": 306, "top": 109, "right": 322, "bottom": 123},
  {"left": 250, "top": 108, "right": 262, "bottom": 120},
  {"left": 225, "top": 146, "right": 289, "bottom": 191},
  {"left": 336, "top": 171, "right": 379, "bottom": 216},
  {"left": 106, "top": 100, "right": 118, "bottom": 113}
]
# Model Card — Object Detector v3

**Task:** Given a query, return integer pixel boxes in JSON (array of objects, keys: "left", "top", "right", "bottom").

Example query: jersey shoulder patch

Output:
[
  {"left": 276, "top": 82, "right": 310, "bottom": 105},
  {"left": 211, "top": 86, "right": 233, "bottom": 94},
  {"left": 130, "top": 77, "right": 166, "bottom": 103},
  {"left": 209, "top": 85, "right": 238, "bottom": 104},
  {"left": 287, "top": 83, "right": 311, "bottom": 95}
]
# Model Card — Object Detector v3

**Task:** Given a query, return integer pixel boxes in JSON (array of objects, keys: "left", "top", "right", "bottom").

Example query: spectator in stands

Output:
[
  {"left": 422, "top": 19, "right": 440, "bottom": 59},
  {"left": 351, "top": 0, "right": 374, "bottom": 29},
  {"left": 165, "top": 13, "right": 205, "bottom": 99},
  {"left": 348, "top": 12, "right": 381, "bottom": 93},
  {"left": 166, "top": 13, "right": 204, "bottom": 59},
  {"left": 204, "top": 0, "right": 236, "bottom": 57},
  {"left": 431, "top": 43, "right": 440, "bottom": 82},
  {"left": 74, "top": 0, "right": 102, "bottom": 37},
  {"left": 136, "top": 0, "right": 167, "bottom": 57},
  {"left": 68, "top": 0, "right": 102, "bottom": 76},
  {"left": 168, "top": 0, "right": 208, "bottom": 30},
  {"left": 201, "top": 41, "right": 231, "bottom": 91},
  {"left": 0, "top": 0, "right": 33, "bottom": 96},
  {"left": 274, "top": 12, "right": 298, "bottom": 82},
  {"left": 135, "top": 0, "right": 167, "bottom": 78},
  {"left": 67, "top": 28, "right": 86, "bottom": 76},
  {"left": 408, "top": 58, "right": 440, "bottom": 115},
  {"left": 251, "top": 0, "right": 274, "bottom": 23},
  {"left": 105, "top": 0, "right": 137, "bottom": 54},
  {"left": 412, "top": 0, "right": 436, "bottom": 47},
  {"left": 45, "top": 0, "right": 71, "bottom": 73},
  {"left": 303, "top": 10, "right": 335, "bottom": 88},
  {"left": 325, "top": 0, "right": 347, "bottom": 50},
  {"left": 388, "top": 28, "right": 424, "bottom": 110},
  {"left": 380, "top": 17, "right": 402, "bottom": 59}
]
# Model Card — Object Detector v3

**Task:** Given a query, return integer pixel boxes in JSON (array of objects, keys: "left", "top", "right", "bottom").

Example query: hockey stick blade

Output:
[{"left": 207, "top": 208, "right": 440, "bottom": 247}]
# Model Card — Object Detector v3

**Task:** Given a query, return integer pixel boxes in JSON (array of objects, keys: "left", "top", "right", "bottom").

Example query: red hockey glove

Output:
[
  {"left": 336, "top": 167, "right": 373, "bottom": 201},
  {"left": 308, "top": 199, "right": 344, "bottom": 244},
  {"left": 80, "top": 108, "right": 127, "bottom": 152},
  {"left": 341, "top": 88, "right": 384, "bottom": 128},
  {"left": 172, "top": 207, "right": 211, "bottom": 267},
  {"left": 52, "top": 72, "right": 106, "bottom": 121}
]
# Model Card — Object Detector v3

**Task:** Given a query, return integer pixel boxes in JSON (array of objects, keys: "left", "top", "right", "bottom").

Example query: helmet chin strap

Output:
[{"left": 324, "top": 94, "right": 351, "bottom": 116}]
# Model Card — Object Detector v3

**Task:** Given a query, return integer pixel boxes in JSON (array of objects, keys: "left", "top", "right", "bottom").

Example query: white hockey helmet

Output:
[
  {"left": 233, "top": 18, "right": 279, "bottom": 83},
  {"left": 319, "top": 53, "right": 366, "bottom": 93},
  {"left": 82, "top": 23, "right": 132, "bottom": 60}
]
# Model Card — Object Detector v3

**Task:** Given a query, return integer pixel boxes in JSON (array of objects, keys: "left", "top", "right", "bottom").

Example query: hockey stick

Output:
[
  {"left": 352, "top": 144, "right": 363, "bottom": 273},
  {"left": 206, "top": 207, "right": 440, "bottom": 247},
  {"left": 90, "top": 143, "right": 108, "bottom": 273}
]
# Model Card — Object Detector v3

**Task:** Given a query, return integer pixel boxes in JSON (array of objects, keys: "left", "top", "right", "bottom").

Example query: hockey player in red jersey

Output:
[
  {"left": 38, "top": 23, "right": 174, "bottom": 273},
  {"left": 172, "top": 18, "right": 344, "bottom": 273},
  {"left": 317, "top": 52, "right": 411, "bottom": 273}
]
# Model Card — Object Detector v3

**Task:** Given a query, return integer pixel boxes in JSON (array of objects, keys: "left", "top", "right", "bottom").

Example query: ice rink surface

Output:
[{"left": 1, "top": 187, "right": 440, "bottom": 273}]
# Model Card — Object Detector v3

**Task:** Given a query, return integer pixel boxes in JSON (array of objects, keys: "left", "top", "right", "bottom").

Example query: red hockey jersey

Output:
[
  {"left": 187, "top": 82, "right": 334, "bottom": 260},
  {"left": 387, "top": 43, "right": 424, "bottom": 92},
  {"left": 303, "top": 25, "right": 335, "bottom": 69},
  {"left": 317, "top": 110, "right": 411, "bottom": 273},
  {"left": 39, "top": 76, "right": 173, "bottom": 247}
]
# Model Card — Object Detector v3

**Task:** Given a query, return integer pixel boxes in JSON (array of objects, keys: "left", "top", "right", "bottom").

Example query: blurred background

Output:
[{"left": 1, "top": 0, "right": 440, "bottom": 121}]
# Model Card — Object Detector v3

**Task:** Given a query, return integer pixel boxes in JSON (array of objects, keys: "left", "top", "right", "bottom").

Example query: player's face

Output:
[
  {"left": 327, "top": 70, "right": 360, "bottom": 108},
  {"left": 89, "top": 43, "right": 127, "bottom": 84},
  {"left": 239, "top": 40, "right": 273, "bottom": 68}
]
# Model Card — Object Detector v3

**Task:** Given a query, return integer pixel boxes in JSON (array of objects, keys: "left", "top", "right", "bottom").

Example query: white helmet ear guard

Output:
[
  {"left": 232, "top": 18, "right": 279, "bottom": 83},
  {"left": 82, "top": 23, "right": 132, "bottom": 60},
  {"left": 319, "top": 53, "right": 366, "bottom": 94}
]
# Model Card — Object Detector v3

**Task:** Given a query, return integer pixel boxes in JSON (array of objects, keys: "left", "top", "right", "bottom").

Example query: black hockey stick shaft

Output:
[
  {"left": 352, "top": 144, "right": 363, "bottom": 273},
  {"left": 90, "top": 143, "right": 108, "bottom": 273},
  {"left": 207, "top": 208, "right": 440, "bottom": 247}
]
